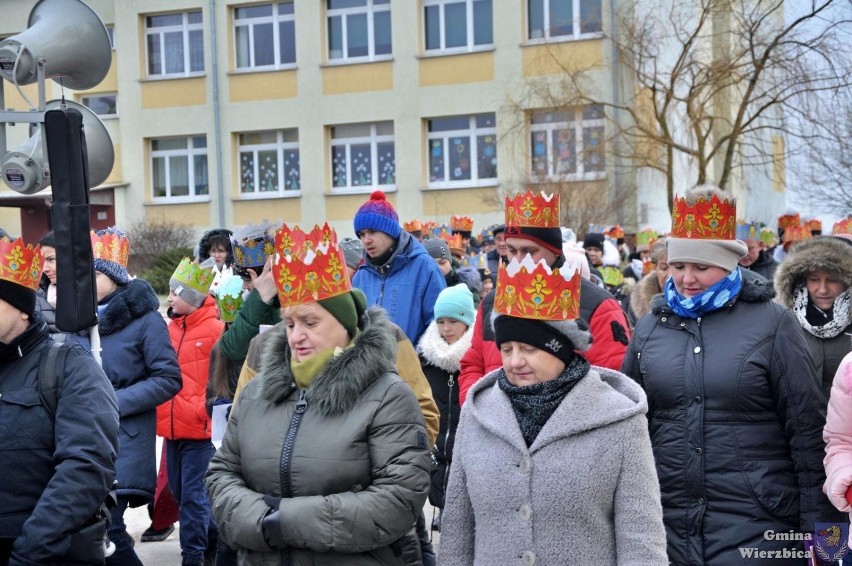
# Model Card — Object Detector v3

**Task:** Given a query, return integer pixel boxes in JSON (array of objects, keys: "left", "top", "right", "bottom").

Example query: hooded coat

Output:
[
  {"left": 206, "top": 307, "right": 431, "bottom": 565},
  {"left": 627, "top": 271, "right": 663, "bottom": 326},
  {"left": 774, "top": 236, "right": 852, "bottom": 399},
  {"left": 438, "top": 367, "right": 667, "bottom": 565},
  {"left": 622, "top": 275, "right": 844, "bottom": 565},
  {"left": 823, "top": 352, "right": 852, "bottom": 512}
]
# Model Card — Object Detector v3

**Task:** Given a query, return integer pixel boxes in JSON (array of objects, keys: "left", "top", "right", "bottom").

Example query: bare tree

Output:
[{"left": 126, "top": 215, "right": 196, "bottom": 273}]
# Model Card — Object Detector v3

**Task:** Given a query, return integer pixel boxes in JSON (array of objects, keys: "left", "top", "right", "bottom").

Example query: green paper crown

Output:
[
  {"left": 759, "top": 226, "right": 777, "bottom": 247},
  {"left": 636, "top": 227, "right": 658, "bottom": 247},
  {"left": 172, "top": 258, "right": 216, "bottom": 295}
]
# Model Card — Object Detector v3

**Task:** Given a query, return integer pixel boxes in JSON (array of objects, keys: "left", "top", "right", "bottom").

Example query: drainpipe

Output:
[
  {"left": 610, "top": 0, "right": 625, "bottom": 226},
  {"left": 209, "top": 0, "right": 226, "bottom": 227}
]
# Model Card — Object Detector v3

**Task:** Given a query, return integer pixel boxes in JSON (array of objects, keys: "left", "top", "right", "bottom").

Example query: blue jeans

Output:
[{"left": 166, "top": 439, "right": 215, "bottom": 563}]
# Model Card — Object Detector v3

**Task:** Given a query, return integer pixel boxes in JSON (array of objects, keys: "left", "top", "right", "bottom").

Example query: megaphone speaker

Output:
[
  {"left": 1, "top": 99, "right": 114, "bottom": 194},
  {"left": 0, "top": 0, "right": 111, "bottom": 90}
]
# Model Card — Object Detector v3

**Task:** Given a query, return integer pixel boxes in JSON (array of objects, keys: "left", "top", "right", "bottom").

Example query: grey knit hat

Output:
[
  {"left": 666, "top": 238, "right": 748, "bottom": 272},
  {"left": 339, "top": 237, "right": 364, "bottom": 270},
  {"left": 423, "top": 238, "right": 451, "bottom": 260}
]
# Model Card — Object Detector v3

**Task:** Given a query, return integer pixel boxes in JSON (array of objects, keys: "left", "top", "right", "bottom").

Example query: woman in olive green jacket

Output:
[{"left": 206, "top": 289, "right": 431, "bottom": 565}]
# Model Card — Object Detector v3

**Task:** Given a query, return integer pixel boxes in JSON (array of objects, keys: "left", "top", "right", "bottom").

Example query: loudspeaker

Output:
[
  {"left": 0, "top": 0, "right": 111, "bottom": 90},
  {"left": 1, "top": 99, "right": 114, "bottom": 194}
]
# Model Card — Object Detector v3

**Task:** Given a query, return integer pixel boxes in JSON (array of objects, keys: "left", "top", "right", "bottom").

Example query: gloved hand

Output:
[
  {"left": 261, "top": 509, "right": 285, "bottom": 549},
  {"left": 263, "top": 495, "right": 281, "bottom": 510}
]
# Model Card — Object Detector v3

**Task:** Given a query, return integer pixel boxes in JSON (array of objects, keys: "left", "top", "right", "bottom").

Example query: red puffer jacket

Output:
[{"left": 157, "top": 296, "right": 224, "bottom": 440}]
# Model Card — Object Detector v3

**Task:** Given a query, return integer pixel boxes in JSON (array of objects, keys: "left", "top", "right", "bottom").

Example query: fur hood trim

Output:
[
  {"left": 650, "top": 269, "right": 775, "bottom": 315},
  {"left": 416, "top": 314, "right": 476, "bottom": 373},
  {"left": 259, "top": 306, "right": 398, "bottom": 416},
  {"left": 774, "top": 237, "right": 852, "bottom": 308},
  {"left": 630, "top": 272, "right": 663, "bottom": 320},
  {"left": 98, "top": 278, "right": 160, "bottom": 335}
]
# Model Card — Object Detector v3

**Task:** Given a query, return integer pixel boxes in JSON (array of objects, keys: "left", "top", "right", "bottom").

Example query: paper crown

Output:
[
  {"left": 759, "top": 226, "right": 777, "bottom": 247},
  {"left": 468, "top": 251, "right": 490, "bottom": 272},
  {"left": 782, "top": 224, "right": 813, "bottom": 244},
  {"left": 403, "top": 219, "right": 422, "bottom": 233},
  {"left": 778, "top": 213, "right": 801, "bottom": 231},
  {"left": 172, "top": 258, "right": 216, "bottom": 295},
  {"left": 272, "top": 223, "right": 351, "bottom": 307},
  {"left": 430, "top": 224, "right": 452, "bottom": 239},
  {"left": 421, "top": 220, "right": 439, "bottom": 233},
  {"left": 599, "top": 266, "right": 625, "bottom": 288},
  {"left": 505, "top": 190, "right": 560, "bottom": 228},
  {"left": 641, "top": 258, "right": 655, "bottom": 276},
  {"left": 636, "top": 227, "right": 659, "bottom": 247},
  {"left": 230, "top": 220, "right": 277, "bottom": 268},
  {"left": 833, "top": 218, "right": 852, "bottom": 236},
  {"left": 213, "top": 274, "right": 245, "bottom": 323},
  {"left": 0, "top": 236, "right": 42, "bottom": 291},
  {"left": 605, "top": 225, "right": 624, "bottom": 240},
  {"left": 735, "top": 221, "right": 760, "bottom": 242},
  {"left": 671, "top": 193, "right": 737, "bottom": 240},
  {"left": 91, "top": 227, "right": 130, "bottom": 268},
  {"left": 494, "top": 254, "right": 581, "bottom": 321},
  {"left": 450, "top": 215, "right": 474, "bottom": 234},
  {"left": 479, "top": 227, "right": 494, "bottom": 242},
  {"left": 440, "top": 232, "right": 465, "bottom": 255},
  {"left": 587, "top": 223, "right": 607, "bottom": 235},
  {"left": 806, "top": 218, "right": 823, "bottom": 232}
]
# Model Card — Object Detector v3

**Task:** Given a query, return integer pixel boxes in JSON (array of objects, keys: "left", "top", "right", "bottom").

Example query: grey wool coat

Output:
[
  {"left": 206, "top": 307, "right": 431, "bottom": 565},
  {"left": 438, "top": 366, "right": 667, "bottom": 566}
]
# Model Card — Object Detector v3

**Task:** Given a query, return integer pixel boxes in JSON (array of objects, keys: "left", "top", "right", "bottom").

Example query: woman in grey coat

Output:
[
  {"left": 439, "top": 254, "right": 667, "bottom": 565},
  {"left": 206, "top": 229, "right": 430, "bottom": 566}
]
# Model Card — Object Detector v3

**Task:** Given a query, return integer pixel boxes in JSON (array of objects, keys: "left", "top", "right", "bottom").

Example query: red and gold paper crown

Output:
[
  {"left": 450, "top": 215, "right": 474, "bottom": 234},
  {"left": 91, "top": 227, "right": 130, "bottom": 268},
  {"left": 0, "top": 236, "right": 42, "bottom": 291},
  {"left": 494, "top": 255, "right": 581, "bottom": 321},
  {"left": 671, "top": 193, "right": 737, "bottom": 240},
  {"left": 272, "top": 223, "right": 350, "bottom": 307},
  {"left": 440, "top": 232, "right": 464, "bottom": 255},
  {"left": 421, "top": 220, "right": 438, "bottom": 233},
  {"left": 833, "top": 218, "right": 852, "bottom": 236},
  {"left": 641, "top": 258, "right": 655, "bottom": 277},
  {"left": 605, "top": 225, "right": 625, "bottom": 240},
  {"left": 505, "top": 190, "right": 560, "bottom": 229},
  {"left": 778, "top": 213, "right": 801, "bottom": 231},
  {"left": 806, "top": 218, "right": 823, "bottom": 232},
  {"left": 403, "top": 219, "right": 422, "bottom": 233},
  {"left": 782, "top": 224, "right": 813, "bottom": 244}
]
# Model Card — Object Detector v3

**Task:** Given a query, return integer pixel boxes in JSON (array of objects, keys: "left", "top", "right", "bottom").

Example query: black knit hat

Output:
[
  {"left": 0, "top": 279, "right": 36, "bottom": 317},
  {"left": 583, "top": 232, "right": 605, "bottom": 251},
  {"left": 493, "top": 314, "right": 591, "bottom": 365},
  {"left": 505, "top": 226, "right": 563, "bottom": 256}
]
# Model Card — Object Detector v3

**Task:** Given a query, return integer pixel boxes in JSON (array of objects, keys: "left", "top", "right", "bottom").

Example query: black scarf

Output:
[{"left": 497, "top": 355, "right": 590, "bottom": 447}]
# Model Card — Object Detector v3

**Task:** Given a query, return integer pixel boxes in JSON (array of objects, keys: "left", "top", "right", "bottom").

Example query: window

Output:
[
  {"left": 327, "top": 0, "right": 391, "bottom": 62},
  {"left": 529, "top": 106, "right": 605, "bottom": 180},
  {"left": 427, "top": 114, "right": 496, "bottom": 187},
  {"left": 80, "top": 94, "right": 117, "bottom": 118},
  {"left": 527, "top": 0, "right": 602, "bottom": 41},
  {"left": 424, "top": 0, "right": 492, "bottom": 53},
  {"left": 234, "top": 2, "right": 296, "bottom": 70},
  {"left": 330, "top": 122, "right": 395, "bottom": 191},
  {"left": 239, "top": 130, "right": 301, "bottom": 195},
  {"left": 151, "top": 136, "right": 208, "bottom": 200},
  {"left": 105, "top": 25, "right": 115, "bottom": 49},
  {"left": 145, "top": 11, "right": 204, "bottom": 78}
]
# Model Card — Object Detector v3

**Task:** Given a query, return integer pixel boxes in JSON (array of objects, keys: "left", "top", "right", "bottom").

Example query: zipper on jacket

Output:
[
  {"left": 171, "top": 321, "right": 187, "bottom": 441},
  {"left": 279, "top": 389, "right": 308, "bottom": 499},
  {"left": 440, "top": 372, "right": 455, "bottom": 499}
]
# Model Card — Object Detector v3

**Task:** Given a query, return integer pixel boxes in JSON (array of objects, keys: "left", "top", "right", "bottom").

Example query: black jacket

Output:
[
  {"left": 622, "top": 276, "right": 844, "bottom": 565},
  {"left": 0, "top": 313, "right": 119, "bottom": 563},
  {"left": 746, "top": 249, "right": 779, "bottom": 282}
]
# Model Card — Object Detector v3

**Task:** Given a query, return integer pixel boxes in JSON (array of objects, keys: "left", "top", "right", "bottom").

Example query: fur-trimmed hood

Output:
[
  {"left": 98, "top": 278, "right": 161, "bottom": 335},
  {"left": 259, "top": 306, "right": 398, "bottom": 416},
  {"left": 630, "top": 272, "right": 663, "bottom": 321},
  {"left": 650, "top": 268, "right": 775, "bottom": 315},
  {"left": 416, "top": 314, "right": 475, "bottom": 373},
  {"left": 774, "top": 237, "right": 852, "bottom": 308}
]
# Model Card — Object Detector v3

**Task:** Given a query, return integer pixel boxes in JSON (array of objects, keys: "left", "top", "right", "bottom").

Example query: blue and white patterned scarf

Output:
[{"left": 664, "top": 267, "right": 743, "bottom": 319}]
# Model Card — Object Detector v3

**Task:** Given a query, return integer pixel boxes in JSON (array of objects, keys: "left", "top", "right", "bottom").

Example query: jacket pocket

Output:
[
  {"left": 733, "top": 428, "right": 799, "bottom": 526},
  {"left": 0, "top": 388, "right": 54, "bottom": 447}
]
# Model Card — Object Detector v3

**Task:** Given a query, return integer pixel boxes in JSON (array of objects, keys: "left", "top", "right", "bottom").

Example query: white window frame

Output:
[
  {"left": 423, "top": 0, "right": 492, "bottom": 55},
  {"left": 326, "top": 0, "right": 392, "bottom": 63},
  {"left": 529, "top": 106, "right": 606, "bottom": 182},
  {"left": 426, "top": 114, "right": 497, "bottom": 189},
  {"left": 79, "top": 93, "right": 118, "bottom": 119},
  {"left": 526, "top": 0, "right": 603, "bottom": 43},
  {"left": 145, "top": 10, "right": 205, "bottom": 79},
  {"left": 330, "top": 122, "right": 395, "bottom": 194},
  {"left": 150, "top": 136, "right": 209, "bottom": 203},
  {"left": 238, "top": 130, "right": 301, "bottom": 198},
  {"left": 234, "top": 2, "right": 296, "bottom": 71}
]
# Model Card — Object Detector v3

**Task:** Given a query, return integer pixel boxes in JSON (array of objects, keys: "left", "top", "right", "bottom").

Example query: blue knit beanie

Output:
[
  {"left": 354, "top": 191, "right": 401, "bottom": 239},
  {"left": 93, "top": 258, "right": 131, "bottom": 285},
  {"left": 433, "top": 283, "right": 475, "bottom": 327}
]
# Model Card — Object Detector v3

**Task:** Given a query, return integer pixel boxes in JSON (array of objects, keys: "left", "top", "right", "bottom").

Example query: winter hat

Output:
[
  {"left": 456, "top": 266, "right": 483, "bottom": 295},
  {"left": 504, "top": 190, "right": 563, "bottom": 255},
  {"left": 169, "top": 258, "right": 216, "bottom": 308},
  {"left": 317, "top": 288, "right": 368, "bottom": 338},
  {"left": 423, "top": 237, "right": 451, "bottom": 260},
  {"left": 353, "top": 191, "right": 401, "bottom": 239},
  {"left": 434, "top": 283, "right": 475, "bottom": 327},
  {"left": 0, "top": 236, "right": 41, "bottom": 317},
  {"left": 582, "top": 232, "right": 605, "bottom": 251},
  {"left": 91, "top": 227, "right": 131, "bottom": 285},
  {"left": 562, "top": 242, "right": 592, "bottom": 281},
  {"left": 493, "top": 315, "right": 591, "bottom": 364},
  {"left": 339, "top": 237, "right": 364, "bottom": 270}
]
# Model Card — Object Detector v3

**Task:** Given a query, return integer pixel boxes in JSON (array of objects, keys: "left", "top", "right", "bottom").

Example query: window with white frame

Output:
[
  {"left": 529, "top": 106, "right": 605, "bottom": 180},
  {"left": 234, "top": 2, "right": 296, "bottom": 70},
  {"left": 427, "top": 114, "right": 497, "bottom": 187},
  {"left": 151, "top": 136, "right": 208, "bottom": 200},
  {"left": 527, "top": 0, "right": 602, "bottom": 41},
  {"left": 424, "top": 0, "right": 492, "bottom": 53},
  {"left": 327, "top": 0, "right": 392, "bottom": 61},
  {"left": 145, "top": 11, "right": 204, "bottom": 78},
  {"left": 80, "top": 94, "right": 117, "bottom": 118},
  {"left": 330, "top": 122, "right": 395, "bottom": 191},
  {"left": 239, "top": 130, "right": 301, "bottom": 195}
]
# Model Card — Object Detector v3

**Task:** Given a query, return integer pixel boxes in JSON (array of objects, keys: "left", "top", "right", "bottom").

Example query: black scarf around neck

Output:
[{"left": 497, "top": 355, "right": 589, "bottom": 447}]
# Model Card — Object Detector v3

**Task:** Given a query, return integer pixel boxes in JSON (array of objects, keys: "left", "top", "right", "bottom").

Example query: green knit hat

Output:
[{"left": 317, "top": 288, "right": 368, "bottom": 338}]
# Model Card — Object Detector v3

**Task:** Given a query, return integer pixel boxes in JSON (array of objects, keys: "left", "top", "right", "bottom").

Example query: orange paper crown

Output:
[
  {"left": 806, "top": 218, "right": 823, "bottom": 232},
  {"left": 605, "top": 225, "right": 625, "bottom": 240},
  {"left": 403, "top": 219, "right": 422, "bottom": 233},
  {"left": 505, "top": 190, "right": 560, "bottom": 228},
  {"left": 0, "top": 237, "right": 42, "bottom": 291},
  {"left": 782, "top": 224, "right": 812, "bottom": 244},
  {"left": 440, "top": 232, "right": 465, "bottom": 254},
  {"left": 833, "top": 218, "right": 852, "bottom": 236},
  {"left": 671, "top": 194, "right": 737, "bottom": 240},
  {"left": 272, "top": 223, "right": 351, "bottom": 307},
  {"left": 778, "top": 213, "right": 801, "bottom": 231},
  {"left": 421, "top": 220, "right": 439, "bottom": 233},
  {"left": 494, "top": 255, "right": 581, "bottom": 321},
  {"left": 91, "top": 227, "right": 130, "bottom": 268},
  {"left": 450, "top": 215, "right": 474, "bottom": 233}
]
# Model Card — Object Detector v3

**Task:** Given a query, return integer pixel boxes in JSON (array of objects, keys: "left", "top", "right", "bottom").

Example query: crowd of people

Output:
[{"left": 0, "top": 187, "right": 850, "bottom": 565}]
